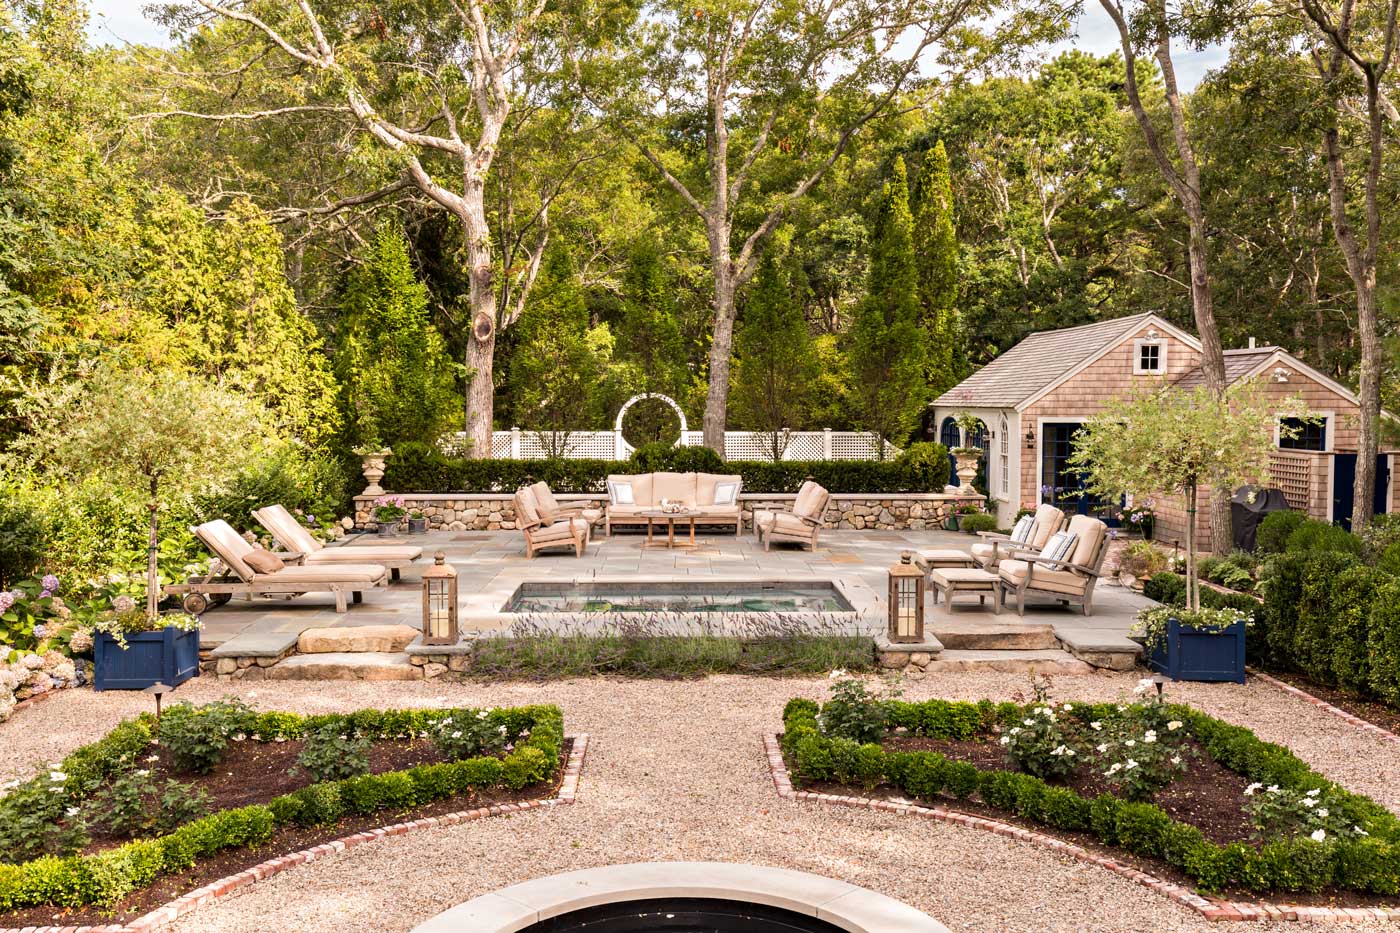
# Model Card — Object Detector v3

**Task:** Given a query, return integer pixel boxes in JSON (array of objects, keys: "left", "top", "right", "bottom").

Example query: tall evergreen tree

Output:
[
  {"left": 848, "top": 157, "right": 930, "bottom": 455},
  {"left": 731, "top": 254, "right": 819, "bottom": 460},
  {"left": 333, "top": 225, "right": 460, "bottom": 450},
  {"left": 914, "top": 140, "right": 963, "bottom": 394},
  {"left": 614, "top": 240, "right": 688, "bottom": 443}
]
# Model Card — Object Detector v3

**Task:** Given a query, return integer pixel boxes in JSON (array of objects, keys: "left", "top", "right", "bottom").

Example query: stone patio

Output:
[{"left": 197, "top": 528, "right": 1149, "bottom": 679}]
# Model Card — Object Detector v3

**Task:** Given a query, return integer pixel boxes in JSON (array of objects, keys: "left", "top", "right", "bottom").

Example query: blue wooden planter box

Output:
[
  {"left": 94, "top": 627, "right": 201, "bottom": 692},
  {"left": 1146, "top": 617, "right": 1246, "bottom": 684}
]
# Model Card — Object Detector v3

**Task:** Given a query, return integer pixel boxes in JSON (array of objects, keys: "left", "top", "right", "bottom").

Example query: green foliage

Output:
[
  {"left": 731, "top": 254, "right": 819, "bottom": 459},
  {"left": 0, "top": 484, "right": 47, "bottom": 587},
  {"left": 627, "top": 443, "right": 725, "bottom": 475},
  {"left": 1001, "top": 701, "right": 1079, "bottom": 780},
  {"left": 1368, "top": 581, "right": 1400, "bottom": 706},
  {"left": 386, "top": 446, "right": 948, "bottom": 494},
  {"left": 913, "top": 140, "right": 962, "bottom": 393},
  {"left": 0, "top": 775, "right": 90, "bottom": 864},
  {"left": 1359, "top": 514, "right": 1400, "bottom": 564},
  {"left": 295, "top": 724, "right": 372, "bottom": 783},
  {"left": 1285, "top": 519, "right": 1364, "bottom": 556},
  {"left": 333, "top": 224, "right": 459, "bottom": 451},
  {"left": 816, "top": 678, "right": 888, "bottom": 744},
  {"left": 959, "top": 513, "right": 998, "bottom": 534},
  {"left": 847, "top": 157, "right": 929, "bottom": 450},
  {"left": 159, "top": 698, "right": 256, "bottom": 774},
  {"left": 1257, "top": 510, "right": 1306, "bottom": 555},
  {"left": 430, "top": 710, "right": 510, "bottom": 761}
]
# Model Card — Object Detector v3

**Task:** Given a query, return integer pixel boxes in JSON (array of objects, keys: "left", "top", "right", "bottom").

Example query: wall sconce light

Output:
[{"left": 1024, "top": 427, "right": 1037, "bottom": 447}]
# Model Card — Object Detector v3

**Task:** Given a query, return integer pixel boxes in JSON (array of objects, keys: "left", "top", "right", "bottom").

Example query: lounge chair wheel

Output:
[{"left": 182, "top": 593, "right": 209, "bottom": 615}]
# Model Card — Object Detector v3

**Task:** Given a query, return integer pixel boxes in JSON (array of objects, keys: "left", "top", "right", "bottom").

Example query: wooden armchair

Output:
[
  {"left": 514, "top": 487, "right": 589, "bottom": 558},
  {"left": 753, "top": 481, "right": 830, "bottom": 551},
  {"left": 997, "top": 515, "right": 1110, "bottom": 616},
  {"left": 970, "top": 503, "right": 1066, "bottom": 569}
]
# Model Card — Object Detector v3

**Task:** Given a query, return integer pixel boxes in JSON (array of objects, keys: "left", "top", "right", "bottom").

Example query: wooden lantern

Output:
[
  {"left": 888, "top": 551, "right": 925, "bottom": 644},
  {"left": 421, "top": 551, "right": 458, "bottom": 646}
]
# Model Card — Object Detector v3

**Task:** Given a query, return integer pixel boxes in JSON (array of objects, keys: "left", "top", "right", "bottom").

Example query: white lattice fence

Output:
[{"left": 449, "top": 429, "right": 898, "bottom": 461}]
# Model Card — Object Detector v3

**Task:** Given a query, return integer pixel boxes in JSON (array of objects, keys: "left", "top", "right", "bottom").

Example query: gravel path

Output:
[{"left": 3, "top": 671, "right": 1397, "bottom": 932}]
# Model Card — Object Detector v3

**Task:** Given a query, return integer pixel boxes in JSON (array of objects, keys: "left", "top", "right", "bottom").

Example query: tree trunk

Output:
[
  {"left": 1352, "top": 283, "right": 1381, "bottom": 530},
  {"left": 1185, "top": 482, "right": 1198, "bottom": 612},
  {"left": 703, "top": 225, "right": 737, "bottom": 454},
  {"left": 460, "top": 185, "right": 498, "bottom": 459},
  {"left": 146, "top": 477, "right": 161, "bottom": 622}
]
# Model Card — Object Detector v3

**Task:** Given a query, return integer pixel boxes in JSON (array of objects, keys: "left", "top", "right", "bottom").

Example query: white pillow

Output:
[
  {"left": 1009, "top": 515, "right": 1035, "bottom": 544},
  {"left": 713, "top": 481, "right": 739, "bottom": 505},
  {"left": 608, "top": 481, "right": 634, "bottom": 506},
  {"left": 1040, "top": 531, "right": 1078, "bottom": 569}
]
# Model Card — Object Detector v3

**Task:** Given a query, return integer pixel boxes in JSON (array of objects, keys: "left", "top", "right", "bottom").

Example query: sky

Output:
[{"left": 84, "top": 0, "right": 1229, "bottom": 90}]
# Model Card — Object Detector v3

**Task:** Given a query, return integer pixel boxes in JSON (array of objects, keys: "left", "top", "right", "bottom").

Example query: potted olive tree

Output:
[
  {"left": 1069, "top": 381, "right": 1309, "bottom": 684},
  {"left": 35, "top": 367, "right": 271, "bottom": 690}
]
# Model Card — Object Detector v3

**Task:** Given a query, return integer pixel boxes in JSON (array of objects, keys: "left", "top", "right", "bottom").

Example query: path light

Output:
[
  {"left": 1152, "top": 673, "right": 1169, "bottom": 699},
  {"left": 888, "top": 551, "right": 925, "bottom": 644},
  {"left": 143, "top": 682, "right": 172, "bottom": 734},
  {"left": 421, "top": 552, "right": 459, "bottom": 646}
]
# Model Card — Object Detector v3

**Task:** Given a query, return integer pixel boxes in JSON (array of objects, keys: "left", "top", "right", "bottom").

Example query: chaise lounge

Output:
[
  {"left": 252, "top": 504, "right": 423, "bottom": 580},
  {"left": 604, "top": 472, "right": 743, "bottom": 536},
  {"left": 165, "top": 519, "right": 390, "bottom": 614},
  {"left": 997, "top": 514, "right": 1110, "bottom": 616}
]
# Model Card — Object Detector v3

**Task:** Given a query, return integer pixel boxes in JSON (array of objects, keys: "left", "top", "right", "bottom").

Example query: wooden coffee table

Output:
[
  {"left": 640, "top": 509, "right": 699, "bottom": 549},
  {"left": 928, "top": 568, "right": 1002, "bottom": 614}
]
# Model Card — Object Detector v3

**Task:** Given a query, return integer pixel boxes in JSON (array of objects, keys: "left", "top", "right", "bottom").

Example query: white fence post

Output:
[
  {"left": 823, "top": 428, "right": 833, "bottom": 460},
  {"left": 510, "top": 426, "right": 522, "bottom": 459}
]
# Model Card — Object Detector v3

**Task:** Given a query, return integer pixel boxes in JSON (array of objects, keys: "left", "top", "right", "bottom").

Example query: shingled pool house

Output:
[{"left": 930, "top": 312, "right": 1398, "bottom": 545}]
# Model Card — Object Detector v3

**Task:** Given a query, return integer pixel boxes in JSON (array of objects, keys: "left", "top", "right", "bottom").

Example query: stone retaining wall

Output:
[{"left": 353, "top": 492, "right": 984, "bottom": 533}]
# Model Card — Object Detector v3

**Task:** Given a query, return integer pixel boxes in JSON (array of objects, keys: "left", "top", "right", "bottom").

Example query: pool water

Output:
[{"left": 504, "top": 581, "right": 853, "bottom": 614}]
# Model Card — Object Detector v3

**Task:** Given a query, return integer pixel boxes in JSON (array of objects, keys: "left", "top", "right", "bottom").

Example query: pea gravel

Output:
[{"left": 3, "top": 671, "right": 1396, "bottom": 932}]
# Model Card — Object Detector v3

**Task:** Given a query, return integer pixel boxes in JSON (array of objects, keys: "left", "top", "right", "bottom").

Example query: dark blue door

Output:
[
  {"left": 1333, "top": 454, "right": 1391, "bottom": 531},
  {"left": 1040, "top": 422, "right": 1120, "bottom": 525}
]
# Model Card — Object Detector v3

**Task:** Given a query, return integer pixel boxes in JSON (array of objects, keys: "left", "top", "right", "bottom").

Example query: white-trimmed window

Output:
[
  {"left": 997, "top": 415, "right": 1010, "bottom": 499},
  {"left": 1133, "top": 338, "right": 1166, "bottom": 375}
]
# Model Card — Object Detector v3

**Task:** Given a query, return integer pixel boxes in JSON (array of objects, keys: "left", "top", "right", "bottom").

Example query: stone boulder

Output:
[{"left": 297, "top": 624, "right": 420, "bottom": 654}]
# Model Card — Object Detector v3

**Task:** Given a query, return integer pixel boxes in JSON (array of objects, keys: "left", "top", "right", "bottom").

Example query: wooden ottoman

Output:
[
  {"left": 916, "top": 549, "right": 977, "bottom": 569},
  {"left": 928, "top": 568, "right": 1002, "bottom": 614}
]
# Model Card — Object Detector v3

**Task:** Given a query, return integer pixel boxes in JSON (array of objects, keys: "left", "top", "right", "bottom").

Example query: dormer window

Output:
[{"left": 1133, "top": 337, "right": 1166, "bottom": 375}]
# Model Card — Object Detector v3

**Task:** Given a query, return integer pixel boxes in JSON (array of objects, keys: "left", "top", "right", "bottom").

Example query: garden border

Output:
[
  {"left": 0, "top": 733, "right": 589, "bottom": 933},
  {"left": 1248, "top": 668, "right": 1400, "bottom": 748},
  {"left": 762, "top": 734, "right": 1400, "bottom": 924}
]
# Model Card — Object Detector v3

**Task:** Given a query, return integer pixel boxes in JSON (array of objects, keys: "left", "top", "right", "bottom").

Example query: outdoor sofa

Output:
[
  {"left": 604, "top": 472, "right": 743, "bottom": 536},
  {"left": 164, "top": 519, "right": 390, "bottom": 614},
  {"left": 252, "top": 504, "right": 423, "bottom": 580}
]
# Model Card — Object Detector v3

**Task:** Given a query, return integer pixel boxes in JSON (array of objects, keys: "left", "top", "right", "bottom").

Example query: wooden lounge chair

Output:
[
  {"left": 528, "top": 482, "right": 602, "bottom": 537},
  {"left": 970, "top": 503, "right": 1066, "bottom": 569},
  {"left": 515, "top": 487, "right": 589, "bottom": 558},
  {"left": 753, "top": 481, "right": 830, "bottom": 551},
  {"left": 164, "top": 519, "right": 390, "bottom": 614},
  {"left": 997, "top": 514, "right": 1110, "bottom": 617},
  {"left": 252, "top": 504, "right": 423, "bottom": 580}
]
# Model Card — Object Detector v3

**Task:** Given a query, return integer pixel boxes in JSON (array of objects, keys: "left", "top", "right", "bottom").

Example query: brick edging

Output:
[
  {"left": 763, "top": 733, "right": 1400, "bottom": 924},
  {"left": 2, "top": 734, "right": 590, "bottom": 933},
  {"left": 1248, "top": 668, "right": 1400, "bottom": 747}
]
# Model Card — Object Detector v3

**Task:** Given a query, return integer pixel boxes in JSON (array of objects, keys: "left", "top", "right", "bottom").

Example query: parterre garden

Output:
[
  {"left": 781, "top": 676, "right": 1400, "bottom": 902},
  {"left": 0, "top": 700, "right": 567, "bottom": 927}
]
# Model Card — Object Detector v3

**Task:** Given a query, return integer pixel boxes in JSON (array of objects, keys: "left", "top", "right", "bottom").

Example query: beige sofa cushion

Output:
[
  {"left": 195, "top": 520, "right": 258, "bottom": 581},
  {"left": 771, "top": 512, "right": 815, "bottom": 536},
  {"left": 531, "top": 518, "right": 586, "bottom": 543},
  {"left": 651, "top": 471, "right": 696, "bottom": 506},
  {"left": 607, "top": 474, "right": 653, "bottom": 506},
  {"left": 529, "top": 482, "right": 560, "bottom": 523},
  {"left": 309, "top": 545, "right": 422, "bottom": 563},
  {"left": 1030, "top": 504, "right": 1066, "bottom": 549},
  {"left": 695, "top": 473, "right": 741, "bottom": 506},
  {"left": 1067, "top": 515, "right": 1107, "bottom": 568},
  {"left": 514, "top": 487, "right": 542, "bottom": 528},
  {"left": 998, "top": 559, "right": 1086, "bottom": 596},
  {"left": 793, "top": 481, "right": 829, "bottom": 521}
]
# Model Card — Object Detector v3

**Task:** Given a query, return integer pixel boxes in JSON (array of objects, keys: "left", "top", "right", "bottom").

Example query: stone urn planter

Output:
[
  {"left": 952, "top": 448, "right": 982, "bottom": 493},
  {"left": 376, "top": 518, "right": 401, "bottom": 537},
  {"left": 358, "top": 448, "right": 391, "bottom": 496}
]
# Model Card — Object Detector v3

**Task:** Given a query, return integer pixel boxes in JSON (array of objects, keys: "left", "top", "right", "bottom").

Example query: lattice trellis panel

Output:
[
  {"left": 1268, "top": 451, "right": 1314, "bottom": 511},
  {"left": 447, "top": 429, "right": 898, "bottom": 462}
]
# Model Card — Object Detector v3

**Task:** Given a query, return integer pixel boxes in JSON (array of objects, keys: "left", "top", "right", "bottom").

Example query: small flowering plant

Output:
[
  {"left": 0, "top": 576, "right": 73, "bottom": 655},
  {"left": 1093, "top": 679, "right": 1189, "bottom": 801},
  {"left": 1131, "top": 605, "right": 1250, "bottom": 652},
  {"left": 90, "top": 605, "right": 202, "bottom": 651},
  {"left": 372, "top": 495, "right": 408, "bottom": 523},
  {"left": 431, "top": 709, "right": 510, "bottom": 761},
  {"left": 817, "top": 672, "right": 891, "bottom": 744},
  {"left": 1000, "top": 678, "right": 1079, "bottom": 779},
  {"left": 1243, "top": 784, "right": 1368, "bottom": 843}
]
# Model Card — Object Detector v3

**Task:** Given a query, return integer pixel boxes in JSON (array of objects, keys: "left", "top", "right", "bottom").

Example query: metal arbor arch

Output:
[{"left": 614, "top": 393, "right": 688, "bottom": 451}]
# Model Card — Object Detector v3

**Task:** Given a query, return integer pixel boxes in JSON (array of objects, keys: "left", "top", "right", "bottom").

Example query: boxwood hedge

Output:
[
  {"left": 0, "top": 704, "right": 565, "bottom": 912},
  {"left": 780, "top": 697, "right": 1400, "bottom": 896}
]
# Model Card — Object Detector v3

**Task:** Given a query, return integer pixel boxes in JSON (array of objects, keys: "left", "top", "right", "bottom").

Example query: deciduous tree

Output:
[{"left": 731, "top": 253, "right": 818, "bottom": 460}]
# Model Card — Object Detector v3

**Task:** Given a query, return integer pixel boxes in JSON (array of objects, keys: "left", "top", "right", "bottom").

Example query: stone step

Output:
[
  {"left": 266, "top": 652, "right": 421, "bottom": 681},
  {"left": 923, "top": 648, "right": 1094, "bottom": 675},
  {"left": 297, "top": 624, "right": 420, "bottom": 654},
  {"left": 929, "top": 621, "right": 1058, "bottom": 651},
  {"left": 1055, "top": 628, "right": 1144, "bottom": 672}
]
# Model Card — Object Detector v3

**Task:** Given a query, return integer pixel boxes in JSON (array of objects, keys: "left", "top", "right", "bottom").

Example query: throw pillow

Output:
[
  {"left": 244, "top": 549, "right": 285, "bottom": 574},
  {"left": 608, "top": 481, "right": 635, "bottom": 506},
  {"left": 1009, "top": 515, "right": 1035, "bottom": 544},
  {"left": 713, "top": 481, "right": 739, "bottom": 506},
  {"left": 1040, "top": 531, "right": 1078, "bottom": 569}
]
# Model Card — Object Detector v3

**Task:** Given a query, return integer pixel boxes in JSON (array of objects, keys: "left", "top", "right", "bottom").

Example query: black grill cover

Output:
[{"left": 1231, "top": 486, "right": 1291, "bottom": 552}]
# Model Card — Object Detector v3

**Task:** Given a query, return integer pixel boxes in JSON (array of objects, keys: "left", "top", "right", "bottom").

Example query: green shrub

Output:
[
  {"left": 1369, "top": 581, "right": 1400, "bottom": 706},
  {"left": 1329, "top": 566, "right": 1386, "bottom": 695},
  {"left": 0, "top": 487, "right": 50, "bottom": 588},
  {"left": 1040, "top": 787, "right": 1090, "bottom": 830},
  {"left": 287, "top": 783, "right": 343, "bottom": 827},
  {"left": 1286, "top": 519, "right": 1364, "bottom": 556},
  {"left": 1114, "top": 802, "right": 1173, "bottom": 858},
  {"left": 883, "top": 698, "right": 984, "bottom": 739},
  {"left": 1257, "top": 509, "right": 1306, "bottom": 555},
  {"left": 943, "top": 761, "right": 981, "bottom": 799},
  {"left": 384, "top": 445, "right": 950, "bottom": 494},
  {"left": 1359, "top": 514, "right": 1400, "bottom": 565},
  {"left": 817, "top": 678, "right": 887, "bottom": 744},
  {"left": 628, "top": 442, "right": 725, "bottom": 474},
  {"left": 501, "top": 746, "right": 552, "bottom": 790},
  {"left": 296, "top": 724, "right": 372, "bottom": 782},
  {"left": 160, "top": 698, "right": 255, "bottom": 774},
  {"left": 1380, "top": 542, "right": 1400, "bottom": 576},
  {"left": 1290, "top": 552, "right": 1364, "bottom": 684},
  {"left": 430, "top": 710, "right": 509, "bottom": 761},
  {"left": 959, "top": 513, "right": 998, "bottom": 534}
]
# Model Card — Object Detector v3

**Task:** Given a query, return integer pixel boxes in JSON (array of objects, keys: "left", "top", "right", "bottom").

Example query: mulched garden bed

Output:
[
  {"left": 1262, "top": 670, "right": 1400, "bottom": 736},
  {"left": 0, "top": 738, "right": 572, "bottom": 929},
  {"left": 786, "top": 733, "right": 1397, "bottom": 910}
]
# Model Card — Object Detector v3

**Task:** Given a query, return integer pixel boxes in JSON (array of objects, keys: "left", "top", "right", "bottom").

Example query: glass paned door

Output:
[{"left": 1040, "top": 422, "right": 1119, "bottom": 524}]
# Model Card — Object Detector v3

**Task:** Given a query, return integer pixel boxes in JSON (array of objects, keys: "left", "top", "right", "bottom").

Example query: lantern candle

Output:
[{"left": 420, "top": 551, "right": 459, "bottom": 646}]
